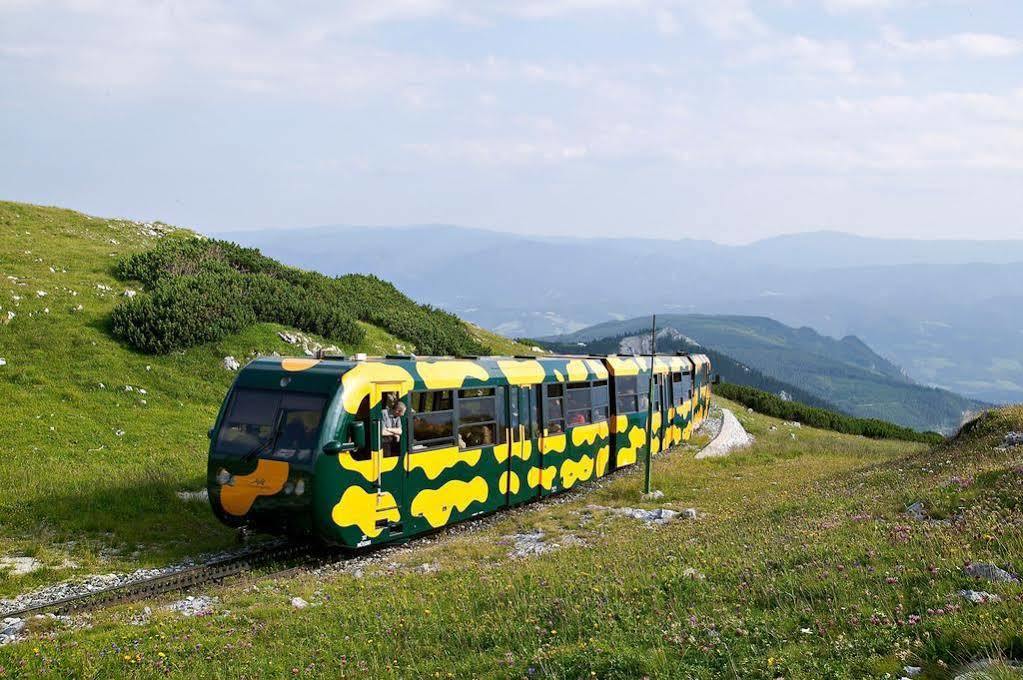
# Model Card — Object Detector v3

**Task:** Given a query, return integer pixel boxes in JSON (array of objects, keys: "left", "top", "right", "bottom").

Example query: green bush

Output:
[
  {"left": 716, "top": 382, "right": 944, "bottom": 444},
  {"left": 111, "top": 237, "right": 485, "bottom": 356},
  {"left": 111, "top": 273, "right": 255, "bottom": 353}
]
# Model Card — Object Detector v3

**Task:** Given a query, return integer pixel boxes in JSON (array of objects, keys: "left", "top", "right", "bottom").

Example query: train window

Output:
[
  {"left": 216, "top": 388, "right": 280, "bottom": 456},
  {"left": 459, "top": 423, "right": 497, "bottom": 448},
  {"left": 456, "top": 387, "right": 502, "bottom": 449},
  {"left": 614, "top": 376, "right": 638, "bottom": 413},
  {"left": 592, "top": 380, "right": 609, "bottom": 422},
  {"left": 216, "top": 389, "right": 326, "bottom": 464},
  {"left": 411, "top": 390, "right": 455, "bottom": 450},
  {"left": 637, "top": 374, "right": 651, "bottom": 412},
  {"left": 546, "top": 384, "right": 565, "bottom": 434},
  {"left": 566, "top": 382, "right": 592, "bottom": 426},
  {"left": 458, "top": 389, "right": 497, "bottom": 423}
]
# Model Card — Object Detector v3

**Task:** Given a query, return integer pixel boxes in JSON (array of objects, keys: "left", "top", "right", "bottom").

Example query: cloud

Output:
[
  {"left": 746, "top": 35, "right": 857, "bottom": 75},
  {"left": 879, "top": 26, "right": 1023, "bottom": 58}
]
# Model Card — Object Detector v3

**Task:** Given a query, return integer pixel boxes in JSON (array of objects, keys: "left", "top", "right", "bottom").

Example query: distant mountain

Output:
[
  {"left": 540, "top": 328, "right": 843, "bottom": 414},
  {"left": 214, "top": 224, "right": 1023, "bottom": 405},
  {"left": 543, "top": 314, "right": 988, "bottom": 433}
]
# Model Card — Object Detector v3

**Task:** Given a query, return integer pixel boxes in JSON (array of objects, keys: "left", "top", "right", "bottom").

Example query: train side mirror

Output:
[
  {"left": 207, "top": 427, "right": 215, "bottom": 439},
  {"left": 323, "top": 440, "right": 356, "bottom": 456},
  {"left": 349, "top": 421, "right": 367, "bottom": 450}
]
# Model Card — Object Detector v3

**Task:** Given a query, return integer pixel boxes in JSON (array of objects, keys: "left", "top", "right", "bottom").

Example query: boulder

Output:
[
  {"left": 905, "top": 501, "right": 927, "bottom": 521},
  {"left": 964, "top": 563, "right": 1017, "bottom": 583},
  {"left": 959, "top": 589, "right": 1001, "bottom": 604},
  {"left": 1, "top": 618, "right": 25, "bottom": 638},
  {"left": 222, "top": 356, "right": 241, "bottom": 371}
]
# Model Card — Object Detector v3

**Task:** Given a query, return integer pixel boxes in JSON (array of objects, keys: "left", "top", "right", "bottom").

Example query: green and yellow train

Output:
[{"left": 208, "top": 352, "right": 712, "bottom": 548}]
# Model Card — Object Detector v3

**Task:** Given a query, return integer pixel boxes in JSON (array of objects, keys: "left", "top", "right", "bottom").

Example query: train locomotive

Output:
[{"left": 207, "top": 353, "right": 712, "bottom": 548}]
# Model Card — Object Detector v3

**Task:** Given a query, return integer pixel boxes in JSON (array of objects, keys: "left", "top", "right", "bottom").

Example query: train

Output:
[{"left": 207, "top": 352, "right": 712, "bottom": 548}]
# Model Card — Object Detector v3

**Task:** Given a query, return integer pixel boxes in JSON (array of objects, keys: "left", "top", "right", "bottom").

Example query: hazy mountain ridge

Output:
[
  {"left": 543, "top": 315, "right": 987, "bottom": 433},
  {"left": 215, "top": 224, "right": 1023, "bottom": 405}
]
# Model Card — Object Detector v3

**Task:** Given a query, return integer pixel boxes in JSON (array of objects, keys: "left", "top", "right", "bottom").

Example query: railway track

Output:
[{"left": 1, "top": 541, "right": 339, "bottom": 620}]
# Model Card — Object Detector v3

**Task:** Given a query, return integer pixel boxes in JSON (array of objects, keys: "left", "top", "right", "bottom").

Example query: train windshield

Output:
[{"left": 215, "top": 388, "right": 327, "bottom": 462}]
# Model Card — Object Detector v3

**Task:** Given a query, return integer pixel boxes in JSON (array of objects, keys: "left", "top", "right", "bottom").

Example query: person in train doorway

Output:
[{"left": 381, "top": 394, "right": 406, "bottom": 457}]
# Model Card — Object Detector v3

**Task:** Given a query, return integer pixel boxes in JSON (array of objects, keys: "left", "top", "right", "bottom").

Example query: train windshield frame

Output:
[{"left": 214, "top": 388, "right": 328, "bottom": 463}]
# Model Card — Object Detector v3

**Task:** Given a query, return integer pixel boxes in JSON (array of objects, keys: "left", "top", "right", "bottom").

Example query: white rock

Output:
[
  {"left": 610, "top": 507, "right": 678, "bottom": 524},
  {"left": 903, "top": 666, "right": 922, "bottom": 678},
  {"left": 176, "top": 489, "right": 209, "bottom": 502},
  {"left": 959, "top": 589, "right": 1001, "bottom": 604},
  {"left": 123, "top": 289, "right": 137, "bottom": 298},
  {"left": 0, "top": 557, "right": 44, "bottom": 575},
  {"left": 0, "top": 358, "right": 6, "bottom": 367},
  {"left": 36, "top": 290, "right": 47, "bottom": 297},
  {"left": 1, "top": 618, "right": 25, "bottom": 638},
  {"left": 291, "top": 597, "right": 309, "bottom": 609},
  {"left": 166, "top": 595, "right": 217, "bottom": 617},
  {"left": 641, "top": 490, "right": 664, "bottom": 500},
  {"left": 964, "top": 563, "right": 1017, "bottom": 583},
  {"left": 222, "top": 356, "right": 241, "bottom": 371},
  {"left": 682, "top": 508, "right": 698, "bottom": 520},
  {"left": 1000, "top": 432, "right": 1023, "bottom": 449},
  {"left": 905, "top": 501, "right": 926, "bottom": 521},
  {"left": 697, "top": 409, "right": 754, "bottom": 459}
]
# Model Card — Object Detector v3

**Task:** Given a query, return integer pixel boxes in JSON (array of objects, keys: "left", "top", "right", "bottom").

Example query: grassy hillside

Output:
[
  {"left": 4, "top": 396, "right": 1023, "bottom": 677},
  {"left": 0, "top": 200, "right": 534, "bottom": 595},
  {"left": 715, "top": 383, "right": 944, "bottom": 444},
  {"left": 547, "top": 314, "right": 987, "bottom": 433}
]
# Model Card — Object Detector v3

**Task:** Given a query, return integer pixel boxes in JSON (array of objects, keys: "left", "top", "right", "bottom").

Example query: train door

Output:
[
  {"left": 507, "top": 385, "right": 540, "bottom": 505},
  {"left": 371, "top": 383, "right": 406, "bottom": 535}
]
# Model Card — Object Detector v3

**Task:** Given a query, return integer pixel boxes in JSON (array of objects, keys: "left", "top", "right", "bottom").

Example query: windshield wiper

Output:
[{"left": 242, "top": 410, "right": 285, "bottom": 462}]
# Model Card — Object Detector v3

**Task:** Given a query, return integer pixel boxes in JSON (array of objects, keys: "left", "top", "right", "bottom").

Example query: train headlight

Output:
[
  {"left": 215, "top": 468, "right": 232, "bottom": 486},
  {"left": 284, "top": 482, "right": 295, "bottom": 495},
  {"left": 294, "top": 479, "right": 305, "bottom": 496}
]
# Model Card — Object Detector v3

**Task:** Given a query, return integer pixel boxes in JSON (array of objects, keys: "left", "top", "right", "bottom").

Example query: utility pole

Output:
[{"left": 643, "top": 314, "right": 656, "bottom": 495}]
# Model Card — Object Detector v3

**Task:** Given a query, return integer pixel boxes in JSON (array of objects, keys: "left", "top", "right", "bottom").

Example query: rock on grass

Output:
[{"left": 964, "top": 563, "right": 1018, "bottom": 583}]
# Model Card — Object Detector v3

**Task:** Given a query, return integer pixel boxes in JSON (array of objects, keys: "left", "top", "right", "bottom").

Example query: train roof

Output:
[{"left": 233, "top": 352, "right": 707, "bottom": 394}]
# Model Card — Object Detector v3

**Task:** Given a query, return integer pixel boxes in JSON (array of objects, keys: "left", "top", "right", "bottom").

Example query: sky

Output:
[{"left": 1, "top": 0, "right": 1022, "bottom": 243}]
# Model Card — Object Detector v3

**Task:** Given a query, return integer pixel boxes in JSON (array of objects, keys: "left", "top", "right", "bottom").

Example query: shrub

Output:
[
  {"left": 715, "top": 382, "right": 944, "bottom": 444},
  {"left": 111, "top": 273, "right": 255, "bottom": 354},
  {"left": 111, "top": 238, "right": 484, "bottom": 355}
]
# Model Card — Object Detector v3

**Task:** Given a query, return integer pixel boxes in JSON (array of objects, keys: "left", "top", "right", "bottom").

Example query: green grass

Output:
[
  {"left": 3, "top": 201, "right": 1023, "bottom": 678},
  {"left": 3, "top": 399, "right": 1023, "bottom": 678},
  {"left": 0, "top": 201, "right": 534, "bottom": 596}
]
